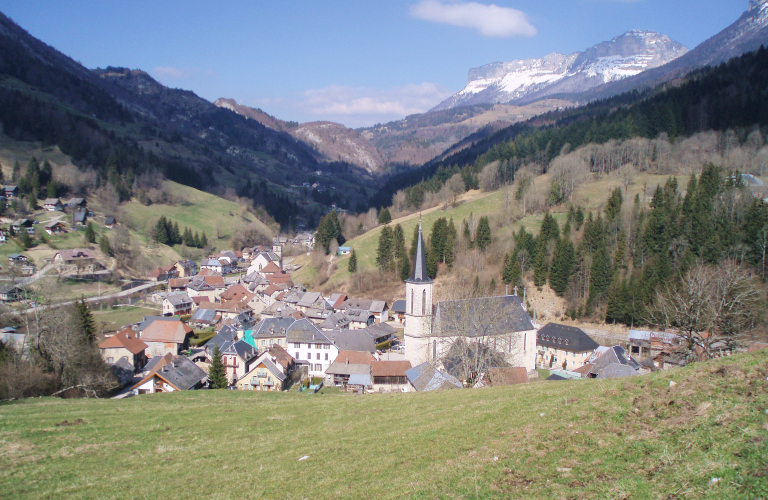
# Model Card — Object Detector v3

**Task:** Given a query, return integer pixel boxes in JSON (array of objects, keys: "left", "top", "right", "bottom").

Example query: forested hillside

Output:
[
  {"left": 0, "top": 12, "right": 375, "bottom": 229},
  {"left": 371, "top": 47, "right": 768, "bottom": 211}
]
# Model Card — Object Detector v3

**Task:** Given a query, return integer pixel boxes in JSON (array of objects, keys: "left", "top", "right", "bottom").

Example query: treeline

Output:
[
  {"left": 236, "top": 178, "right": 299, "bottom": 229},
  {"left": 376, "top": 215, "right": 492, "bottom": 281},
  {"left": 501, "top": 166, "right": 768, "bottom": 324},
  {"left": 371, "top": 46, "right": 768, "bottom": 212},
  {"left": 152, "top": 215, "right": 208, "bottom": 249}
]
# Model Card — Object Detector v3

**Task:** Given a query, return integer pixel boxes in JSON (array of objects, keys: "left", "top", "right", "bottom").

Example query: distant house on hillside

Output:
[
  {"left": 73, "top": 211, "right": 88, "bottom": 227},
  {"left": 44, "top": 220, "right": 66, "bottom": 235},
  {"left": 0, "top": 285, "right": 22, "bottom": 303},
  {"left": 3, "top": 185, "right": 19, "bottom": 199},
  {"left": 53, "top": 249, "right": 99, "bottom": 272},
  {"left": 43, "top": 198, "right": 63, "bottom": 211},
  {"left": 104, "top": 216, "right": 117, "bottom": 229}
]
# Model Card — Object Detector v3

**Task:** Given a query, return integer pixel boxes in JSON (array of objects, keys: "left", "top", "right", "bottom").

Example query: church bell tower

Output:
[{"left": 404, "top": 221, "right": 433, "bottom": 367}]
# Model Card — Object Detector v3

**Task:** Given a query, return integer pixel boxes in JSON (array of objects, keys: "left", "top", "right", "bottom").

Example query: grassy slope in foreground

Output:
[{"left": 1, "top": 351, "right": 767, "bottom": 499}]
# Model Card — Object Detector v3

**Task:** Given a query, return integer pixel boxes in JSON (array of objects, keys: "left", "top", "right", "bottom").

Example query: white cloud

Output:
[
  {"left": 410, "top": 0, "right": 537, "bottom": 38},
  {"left": 293, "top": 83, "right": 455, "bottom": 127}
]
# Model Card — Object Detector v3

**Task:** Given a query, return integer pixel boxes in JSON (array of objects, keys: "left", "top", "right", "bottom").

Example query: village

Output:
[{"left": 1, "top": 208, "right": 745, "bottom": 399}]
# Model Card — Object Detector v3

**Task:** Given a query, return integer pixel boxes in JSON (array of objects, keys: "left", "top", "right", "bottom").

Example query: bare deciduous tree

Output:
[
  {"left": 616, "top": 164, "right": 637, "bottom": 194},
  {"left": 646, "top": 261, "right": 764, "bottom": 362},
  {"left": 432, "top": 295, "right": 527, "bottom": 387}
]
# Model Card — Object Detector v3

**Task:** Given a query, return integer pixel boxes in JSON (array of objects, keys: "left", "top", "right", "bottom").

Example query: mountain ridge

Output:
[{"left": 433, "top": 30, "right": 687, "bottom": 111}]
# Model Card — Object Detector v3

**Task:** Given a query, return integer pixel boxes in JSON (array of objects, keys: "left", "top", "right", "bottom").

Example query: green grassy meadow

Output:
[
  {"left": 119, "top": 182, "right": 274, "bottom": 251},
  {"left": 1, "top": 351, "right": 766, "bottom": 499}
]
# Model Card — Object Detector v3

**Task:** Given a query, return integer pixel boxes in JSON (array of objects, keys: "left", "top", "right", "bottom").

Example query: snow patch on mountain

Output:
[{"left": 433, "top": 31, "right": 688, "bottom": 111}]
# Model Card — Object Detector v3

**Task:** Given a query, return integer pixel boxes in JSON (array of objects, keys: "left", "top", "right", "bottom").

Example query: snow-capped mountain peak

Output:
[{"left": 432, "top": 31, "right": 687, "bottom": 111}]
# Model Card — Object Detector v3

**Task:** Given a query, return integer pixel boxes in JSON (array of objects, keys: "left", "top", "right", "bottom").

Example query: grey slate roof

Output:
[
  {"left": 165, "top": 292, "right": 192, "bottom": 307},
  {"left": 318, "top": 311, "right": 351, "bottom": 330},
  {"left": 323, "top": 329, "right": 376, "bottom": 353},
  {"left": 405, "top": 362, "right": 462, "bottom": 391},
  {"left": 142, "top": 355, "right": 167, "bottom": 373},
  {"left": 364, "top": 322, "right": 396, "bottom": 342},
  {"left": 432, "top": 295, "right": 534, "bottom": 338},
  {"left": 348, "top": 373, "right": 372, "bottom": 386},
  {"left": 537, "top": 323, "right": 599, "bottom": 352},
  {"left": 286, "top": 319, "right": 329, "bottom": 344},
  {"left": 391, "top": 300, "right": 406, "bottom": 313},
  {"left": 190, "top": 308, "right": 217, "bottom": 323},
  {"left": 252, "top": 317, "right": 296, "bottom": 339},
  {"left": 590, "top": 346, "right": 641, "bottom": 378},
  {"left": 153, "top": 356, "right": 207, "bottom": 390},
  {"left": 325, "top": 363, "right": 371, "bottom": 376},
  {"left": 220, "top": 340, "right": 257, "bottom": 361},
  {"left": 407, "top": 222, "right": 432, "bottom": 284}
]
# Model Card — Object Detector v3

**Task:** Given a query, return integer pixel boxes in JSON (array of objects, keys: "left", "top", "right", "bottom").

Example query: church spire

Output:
[{"left": 407, "top": 218, "right": 432, "bottom": 284}]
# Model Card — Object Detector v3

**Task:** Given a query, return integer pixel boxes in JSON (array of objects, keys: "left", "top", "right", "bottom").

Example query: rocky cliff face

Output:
[{"left": 433, "top": 31, "right": 687, "bottom": 110}]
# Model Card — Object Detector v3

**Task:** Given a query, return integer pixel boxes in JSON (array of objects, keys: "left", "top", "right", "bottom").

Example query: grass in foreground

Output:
[{"left": 0, "top": 351, "right": 766, "bottom": 499}]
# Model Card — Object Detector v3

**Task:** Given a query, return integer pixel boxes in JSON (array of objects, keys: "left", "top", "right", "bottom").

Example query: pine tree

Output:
[
  {"left": 444, "top": 218, "right": 457, "bottom": 268},
  {"left": 155, "top": 217, "right": 169, "bottom": 245},
  {"left": 575, "top": 206, "right": 585, "bottom": 230},
  {"left": 475, "top": 216, "right": 492, "bottom": 251},
  {"left": 463, "top": 219, "right": 472, "bottom": 247},
  {"left": 348, "top": 249, "right": 357, "bottom": 273},
  {"left": 410, "top": 225, "right": 419, "bottom": 260},
  {"left": 171, "top": 221, "right": 181, "bottom": 245},
  {"left": 75, "top": 297, "right": 97, "bottom": 344},
  {"left": 209, "top": 344, "right": 228, "bottom": 389},
  {"left": 28, "top": 196, "right": 39, "bottom": 210},
  {"left": 549, "top": 236, "right": 575, "bottom": 296},
  {"left": 46, "top": 179, "right": 57, "bottom": 198},
  {"left": 399, "top": 253, "right": 411, "bottom": 281},
  {"left": 99, "top": 234, "right": 112, "bottom": 256},
  {"left": 378, "top": 208, "right": 392, "bottom": 224},
  {"left": 84, "top": 222, "right": 96, "bottom": 244},
  {"left": 605, "top": 187, "right": 623, "bottom": 222},
  {"left": 19, "top": 230, "right": 32, "bottom": 249},
  {"left": 200, "top": 232, "right": 208, "bottom": 248},
  {"left": 533, "top": 232, "right": 549, "bottom": 286},
  {"left": 376, "top": 225, "right": 394, "bottom": 271},
  {"left": 502, "top": 254, "right": 523, "bottom": 288},
  {"left": 11, "top": 160, "right": 20, "bottom": 182},
  {"left": 426, "top": 249, "right": 438, "bottom": 279}
]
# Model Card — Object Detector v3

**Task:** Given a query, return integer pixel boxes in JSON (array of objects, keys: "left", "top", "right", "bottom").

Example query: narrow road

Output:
[{"left": 20, "top": 282, "right": 161, "bottom": 315}]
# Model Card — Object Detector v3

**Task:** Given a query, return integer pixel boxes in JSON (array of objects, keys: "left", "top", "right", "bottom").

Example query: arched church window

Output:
[
  {"left": 422, "top": 290, "right": 426, "bottom": 315},
  {"left": 410, "top": 290, "right": 414, "bottom": 314}
]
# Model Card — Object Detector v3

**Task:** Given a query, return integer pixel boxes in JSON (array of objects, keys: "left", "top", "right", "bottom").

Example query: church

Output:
[{"left": 403, "top": 222, "right": 538, "bottom": 375}]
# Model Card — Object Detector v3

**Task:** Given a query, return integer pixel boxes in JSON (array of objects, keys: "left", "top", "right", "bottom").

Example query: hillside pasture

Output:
[{"left": 0, "top": 351, "right": 766, "bottom": 499}]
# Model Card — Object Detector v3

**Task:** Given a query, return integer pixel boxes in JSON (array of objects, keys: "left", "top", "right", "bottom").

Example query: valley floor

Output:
[{"left": 1, "top": 351, "right": 766, "bottom": 499}]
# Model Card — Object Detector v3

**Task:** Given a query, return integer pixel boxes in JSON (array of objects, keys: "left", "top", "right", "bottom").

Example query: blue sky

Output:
[{"left": 0, "top": 1, "right": 749, "bottom": 128}]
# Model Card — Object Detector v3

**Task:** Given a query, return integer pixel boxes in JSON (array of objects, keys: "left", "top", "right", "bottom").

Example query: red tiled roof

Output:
[
  {"left": 220, "top": 285, "right": 250, "bottom": 302},
  {"left": 333, "top": 350, "right": 375, "bottom": 365},
  {"left": 260, "top": 262, "right": 281, "bottom": 274},
  {"left": 192, "top": 296, "right": 210, "bottom": 305},
  {"left": 372, "top": 361, "right": 412, "bottom": 377},
  {"left": 141, "top": 320, "right": 193, "bottom": 344},
  {"left": 99, "top": 328, "right": 148, "bottom": 354}
]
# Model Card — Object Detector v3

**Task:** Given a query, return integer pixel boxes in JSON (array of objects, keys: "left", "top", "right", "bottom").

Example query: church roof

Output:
[
  {"left": 432, "top": 295, "right": 534, "bottom": 338},
  {"left": 407, "top": 221, "right": 432, "bottom": 284}
]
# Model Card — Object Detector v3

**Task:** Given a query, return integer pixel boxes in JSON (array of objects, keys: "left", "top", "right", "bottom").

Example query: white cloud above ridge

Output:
[
  {"left": 262, "top": 83, "right": 455, "bottom": 128},
  {"left": 409, "top": 0, "right": 537, "bottom": 38}
]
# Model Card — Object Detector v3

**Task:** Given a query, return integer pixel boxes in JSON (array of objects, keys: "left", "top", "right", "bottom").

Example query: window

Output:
[
  {"left": 422, "top": 290, "right": 426, "bottom": 315},
  {"left": 325, "top": 353, "right": 328, "bottom": 360},
  {"left": 315, "top": 364, "right": 322, "bottom": 371},
  {"left": 316, "top": 353, "right": 320, "bottom": 360},
  {"left": 410, "top": 290, "right": 414, "bottom": 314},
  {"left": 295, "top": 352, "right": 300, "bottom": 359},
  {"left": 107, "top": 357, "right": 113, "bottom": 363}
]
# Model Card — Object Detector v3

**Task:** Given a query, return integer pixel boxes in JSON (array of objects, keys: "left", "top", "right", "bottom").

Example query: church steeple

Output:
[{"left": 407, "top": 220, "right": 432, "bottom": 284}]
